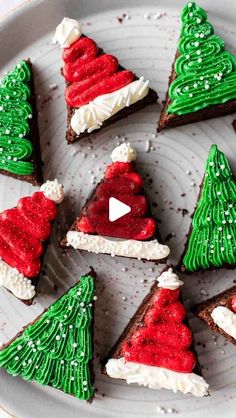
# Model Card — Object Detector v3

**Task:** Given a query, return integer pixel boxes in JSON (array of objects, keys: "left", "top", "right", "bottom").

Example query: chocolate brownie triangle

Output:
[
  {"left": 103, "top": 266, "right": 209, "bottom": 397},
  {"left": 53, "top": 18, "right": 158, "bottom": 143},
  {"left": 61, "top": 143, "right": 170, "bottom": 262},
  {"left": 158, "top": 2, "right": 236, "bottom": 131},
  {"left": 194, "top": 286, "right": 236, "bottom": 345},
  {"left": 180, "top": 144, "right": 236, "bottom": 273},
  {"left": 0, "top": 272, "right": 96, "bottom": 402},
  {"left": 0, "top": 60, "right": 43, "bottom": 185}
]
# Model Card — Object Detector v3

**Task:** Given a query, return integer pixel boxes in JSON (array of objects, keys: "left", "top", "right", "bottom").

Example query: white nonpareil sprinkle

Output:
[{"left": 145, "top": 140, "right": 151, "bottom": 153}]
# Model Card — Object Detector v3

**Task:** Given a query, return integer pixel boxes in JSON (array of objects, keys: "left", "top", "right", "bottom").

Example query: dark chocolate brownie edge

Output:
[
  {"left": 0, "top": 60, "right": 43, "bottom": 185},
  {"left": 101, "top": 265, "right": 203, "bottom": 378},
  {"left": 193, "top": 286, "right": 236, "bottom": 346},
  {"left": 157, "top": 50, "right": 236, "bottom": 132},
  {"left": 0, "top": 269, "right": 96, "bottom": 402}
]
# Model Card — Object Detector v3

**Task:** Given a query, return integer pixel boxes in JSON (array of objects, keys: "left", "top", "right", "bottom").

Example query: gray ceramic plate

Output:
[{"left": 1, "top": 0, "right": 236, "bottom": 417}]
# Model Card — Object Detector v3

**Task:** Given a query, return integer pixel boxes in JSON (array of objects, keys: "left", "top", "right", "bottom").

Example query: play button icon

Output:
[{"left": 109, "top": 197, "right": 131, "bottom": 222}]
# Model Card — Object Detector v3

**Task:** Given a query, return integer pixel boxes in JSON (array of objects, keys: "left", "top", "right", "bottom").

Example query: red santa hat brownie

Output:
[
  {"left": 104, "top": 267, "right": 209, "bottom": 397},
  {"left": 62, "top": 143, "right": 170, "bottom": 262},
  {"left": 53, "top": 18, "right": 158, "bottom": 143},
  {"left": 0, "top": 180, "right": 64, "bottom": 304}
]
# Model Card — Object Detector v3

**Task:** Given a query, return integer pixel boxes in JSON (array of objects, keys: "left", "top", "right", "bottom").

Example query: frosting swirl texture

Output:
[{"left": 168, "top": 2, "right": 236, "bottom": 115}]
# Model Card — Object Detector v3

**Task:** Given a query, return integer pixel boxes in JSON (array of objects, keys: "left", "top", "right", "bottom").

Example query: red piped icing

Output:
[
  {"left": 122, "top": 287, "right": 196, "bottom": 373},
  {"left": 63, "top": 36, "right": 135, "bottom": 107},
  {"left": 231, "top": 295, "right": 236, "bottom": 313},
  {"left": 76, "top": 161, "right": 157, "bottom": 241},
  {"left": 0, "top": 191, "right": 57, "bottom": 278}
]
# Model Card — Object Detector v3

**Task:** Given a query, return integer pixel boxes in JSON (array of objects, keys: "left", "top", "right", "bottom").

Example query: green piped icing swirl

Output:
[
  {"left": 0, "top": 275, "right": 95, "bottom": 401},
  {"left": 0, "top": 61, "right": 35, "bottom": 175},
  {"left": 183, "top": 145, "right": 236, "bottom": 271},
  {"left": 168, "top": 2, "right": 236, "bottom": 115}
]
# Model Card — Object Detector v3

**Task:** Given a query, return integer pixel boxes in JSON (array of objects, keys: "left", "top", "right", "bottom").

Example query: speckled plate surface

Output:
[{"left": 1, "top": 0, "right": 236, "bottom": 417}]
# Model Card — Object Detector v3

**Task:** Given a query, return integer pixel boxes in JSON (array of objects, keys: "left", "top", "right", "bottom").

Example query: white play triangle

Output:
[{"left": 109, "top": 197, "right": 131, "bottom": 222}]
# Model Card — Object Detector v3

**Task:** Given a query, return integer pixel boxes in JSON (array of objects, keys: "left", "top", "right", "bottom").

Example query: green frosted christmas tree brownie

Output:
[
  {"left": 158, "top": 2, "right": 236, "bottom": 131},
  {"left": 0, "top": 60, "right": 42, "bottom": 185},
  {"left": 181, "top": 144, "right": 236, "bottom": 272},
  {"left": 0, "top": 273, "right": 96, "bottom": 402}
]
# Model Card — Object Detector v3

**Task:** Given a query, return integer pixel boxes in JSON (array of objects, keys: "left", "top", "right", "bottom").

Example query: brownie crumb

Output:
[
  {"left": 232, "top": 119, "right": 236, "bottom": 133},
  {"left": 164, "top": 232, "right": 175, "bottom": 242},
  {"left": 181, "top": 208, "right": 189, "bottom": 217},
  {"left": 117, "top": 13, "right": 126, "bottom": 23}
]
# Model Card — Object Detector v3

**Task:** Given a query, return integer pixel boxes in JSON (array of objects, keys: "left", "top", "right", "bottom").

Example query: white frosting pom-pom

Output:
[
  {"left": 111, "top": 143, "right": 137, "bottom": 163},
  {"left": 157, "top": 268, "right": 184, "bottom": 290},
  {"left": 40, "top": 179, "right": 64, "bottom": 204},
  {"left": 53, "top": 17, "right": 81, "bottom": 48}
]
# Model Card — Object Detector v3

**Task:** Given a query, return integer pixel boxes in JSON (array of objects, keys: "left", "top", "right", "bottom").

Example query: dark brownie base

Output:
[
  {"left": 0, "top": 60, "right": 43, "bottom": 186},
  {"left": 194, "top": 286, "right": 236, "bottom": 346},
  {"left": 62, "top": 37, "right": 158, "bottom": 144},
  {"left": 102, "top": 265, "right": 203, "bottom": 380},
  {"left": 0, "top": 269, "right": 96, "bottom": 402},
  {"left": 157, "top": 51, "right": 236, "bottom": 132}
]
